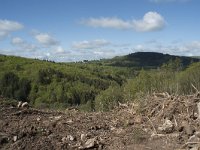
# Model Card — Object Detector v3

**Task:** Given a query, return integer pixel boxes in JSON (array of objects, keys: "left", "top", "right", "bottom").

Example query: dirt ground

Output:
[{"left": 1, "top": 94, "right": 200, "bottom": 150}]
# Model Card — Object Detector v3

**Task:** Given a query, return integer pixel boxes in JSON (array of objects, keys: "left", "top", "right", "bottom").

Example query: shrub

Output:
[
  {"left": 177, "top": 62, "right": 200, "bottom": 94},
  {"left": 0, "top": 72, "right": 19, "bottom": 98},
  {"left": 95, "top": 84, "right": 123, "bottom": 111}
]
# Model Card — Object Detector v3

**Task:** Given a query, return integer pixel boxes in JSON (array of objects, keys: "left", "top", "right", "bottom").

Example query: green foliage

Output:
[
  {"left": 178, "top": 62, "right": 200, "bottom": 94},
  {"left": 127, "top": 69, "right": 177, "bottom": 96},
  {"left": 126, "top": 62, "right": 200, "bottom": 97},
  {"left": 0, "top": 72, "right": 19, "bottom": 98},
  {"left": 0, "top": 72, "right": 31, "bottom": 102},
  {"left": 0, "top": 53, "right": 199, "bottom": 111},
  {"left": 95, "top": 84, "right": 123, "bottom": 111},
  {"left": 0, "top": 55, "right": 128, "bottom": 109},
  {"left": 37, "top": 68, "right": 54, "bottom": 85},
  {"left": 100, "top": 52, "right": 198, "bottom": 69},
  {"left": 161, "top": 57, "right": 183, "bottom": 72},
  {"left": 15, "top": 78, "right": 31, "bottom": 102}
]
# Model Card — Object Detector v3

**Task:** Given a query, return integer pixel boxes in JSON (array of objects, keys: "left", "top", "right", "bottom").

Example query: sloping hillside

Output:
[
  {"left": 99, "top": 52, "right": 199, "bottom": 68},
  {"left": 0, "top": 52, "right": 199, "bottom": 110},
  {"left": 0, "top": 54, "right": 128, "bottom": 110}
]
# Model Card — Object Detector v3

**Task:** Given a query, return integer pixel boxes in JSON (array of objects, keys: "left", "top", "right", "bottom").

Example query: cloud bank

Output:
[
  {"left": 72, "top": 39, "right": 111, "bottom": 49},
  {"left": 81, "top": 11, "right": 165, "bottom": 32},
  {"left": 34, "top": 33, "right": 59, "bottom": 46},
  {"left": 133, "top": 40, "right": 200, "bottom": 56},
  {"left": 0, "top": 19, "right": 23, "bottom": 39},
  {"left": 11, "top": 37, "right": 37, "bottom": 52}
]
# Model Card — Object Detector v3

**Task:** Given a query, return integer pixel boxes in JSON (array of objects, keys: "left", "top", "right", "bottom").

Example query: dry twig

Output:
[{"left": 146, "top": 116, "right": 157, "bottom": 134}]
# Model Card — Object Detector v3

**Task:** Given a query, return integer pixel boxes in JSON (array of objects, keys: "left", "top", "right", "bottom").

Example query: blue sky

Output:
[{"left": 0, "top": 0, "right": 200, "bottom": 61}]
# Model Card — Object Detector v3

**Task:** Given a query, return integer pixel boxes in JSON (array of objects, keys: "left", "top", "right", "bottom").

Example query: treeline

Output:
[
  {"left": 94, "top": 59, "right": 200, "bottom": 111},
  {"left": 0, "top": 55, "right": 129, "bottom": 110},
  {"left": 0, "top": 54, "right": 200, "bottom": 111},
  {"left": 0, "top": 68, "right": 125, "bottom": 110},
  {"left": 0, "top": 72, "right": 31, "bottom": 102},
  {"left": 100, "top": 52, "right": 199, "bottom": 68}
]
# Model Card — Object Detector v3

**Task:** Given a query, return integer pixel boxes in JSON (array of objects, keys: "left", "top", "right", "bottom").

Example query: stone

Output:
[
  {"left": 13, "top": 136, "right": 17, "bottom": 142},
  {"left": 17, "top": 101, "right": 22, "bottom": 108},
  {"left": 54, "top": 116, "right": 62, "bottom": 120},
  {"left": 21, "top": 102, "right": 29, "bottom": 108},
  {"left": 67, "top": 135, "right": 75, "bottom": 141},
  {"left": 158, "top": 119, "right": 174, "bottom": 133},
  {"left": 36, "top": 116, "right": 41, "bottom": 121},
  {"left": 66, "top": 119, "right": 73, "bottom": 124},
  {"left": 84, "top": 138, "right": 97, "bottom": 149},
  {"left": 81, "top": 134, "right": 87, "bottom": 141}
]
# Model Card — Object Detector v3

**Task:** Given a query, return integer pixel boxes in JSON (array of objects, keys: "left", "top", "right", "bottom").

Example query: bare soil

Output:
[{"left": 1, "top": 94, "right": 200, "bottom": 150}]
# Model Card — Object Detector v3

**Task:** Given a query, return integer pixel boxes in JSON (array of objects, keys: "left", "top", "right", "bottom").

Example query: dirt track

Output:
[{"left": 1, "top": 95, "right": 200, "bottom": 150}]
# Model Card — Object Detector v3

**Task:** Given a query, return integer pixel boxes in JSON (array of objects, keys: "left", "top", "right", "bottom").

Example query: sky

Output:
[{"left": 0, "top": 0, "right": 200, "bottom": 62}]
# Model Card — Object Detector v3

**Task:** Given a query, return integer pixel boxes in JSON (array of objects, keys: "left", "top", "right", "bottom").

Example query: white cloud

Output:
[
  {"left": 72, "top": 39, "right": 111, "bottom": 49},
  {"left": 55, "top": 46, "right": 65, "bottom": 53},
  {"left": 133, "top": 12, "right": 165, "bottom": 32},
  {"left": 11, "top": 37, "right": 37, "bottom": 52},
  {"left": 81, "top": 17, "right": 132, "bottom": 30},
  {"left": 132, "top": 40, "right": 200, "bottom": 56},
  {"left": 81, "top": 12, "right": 165, "bottom": 32},
  {"left": 0, "top": 32, "right": 8, "bottom": 39},
  {"left": 149, "top": 0, "right": 190, "bottom": 3},
  {"left": 34, "top": 33, "right": 58, "bottom": 46},
  {"left": 11, "top": 37, "right": 24, "bottom": 45},
  {"left": 0, "top": 19, "right": 23, "bottom": 39}
]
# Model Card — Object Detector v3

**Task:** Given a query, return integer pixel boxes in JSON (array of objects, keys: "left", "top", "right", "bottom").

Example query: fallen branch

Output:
[
  {"left": 181, "top": 142, "right": 200, "bottom": 149},
  {"left": 146, "top": 116, "right": 157, "bottom": 134},
  {"left": 191, "top": 83, "right": 199, "bottom": 93},
  {"left": 173, "top": 115, "right": 178, "bottom": 127}
]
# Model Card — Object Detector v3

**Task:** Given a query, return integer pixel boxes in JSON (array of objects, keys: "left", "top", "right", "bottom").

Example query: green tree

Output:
[
  {"left": 0, "top": 72, "right": 19, "bottom": 98},
  {"left": 161, "top": 58, "right": 183, "bottom": 72},
  {"left": 37, "top": 69, "right": 52, "bottom": 85},
  {"left": 15, "top": 78, "right": 31, "bottom": 102},
  {"left": 95, "top": 84, "right": 123, "bottom": 111}
]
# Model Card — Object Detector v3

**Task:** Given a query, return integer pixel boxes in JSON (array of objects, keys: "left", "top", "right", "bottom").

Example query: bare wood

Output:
[
  {"left": 181, "top": 141, "right": 200, "bottom": 149},
  {"left": 146, "top": 116, "right": 157, "bottom": 134},
  {"left": 197, "top": 102, "right": 200, "bottom": 120},
  {"left": 191, "top": 83, "right": 199, "bottom": 93},
  {"left": 173, "top": 115, "right": 178, "bottom": 127}
]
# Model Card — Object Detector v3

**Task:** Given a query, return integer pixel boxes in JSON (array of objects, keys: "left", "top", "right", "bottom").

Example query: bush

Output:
[
  {"left": 178, "top": 62, "right": 200, "bottom": 94},
  {"left": 0, "top": 72, "right": 19, "bottom": 98},
  {"left": 95, "top": 84, "right": 123, "bottom": 111},
  {"left": 16, "top": 78, "right": 31, "bottom": 102}
]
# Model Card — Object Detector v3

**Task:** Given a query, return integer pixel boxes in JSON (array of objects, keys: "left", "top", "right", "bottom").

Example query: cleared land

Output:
[{"left": 1, "top": 93, "right": 200, "bottom": 150}]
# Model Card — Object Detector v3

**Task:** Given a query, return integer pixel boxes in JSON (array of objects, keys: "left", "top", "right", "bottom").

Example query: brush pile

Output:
[
  {"left": 1, "top": 92, "right": 200, "bottom": 150},
  {"left": 140, "top": 91, "right": 200, "bottom": 150}
]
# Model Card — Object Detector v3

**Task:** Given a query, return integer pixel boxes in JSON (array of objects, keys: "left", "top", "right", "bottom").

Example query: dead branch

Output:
[
  {"left": 146, "top": 116, "right": 157, "bottom": 134},
  {"left": 191, "top": 83, "right": 199, "bottom": 93}
]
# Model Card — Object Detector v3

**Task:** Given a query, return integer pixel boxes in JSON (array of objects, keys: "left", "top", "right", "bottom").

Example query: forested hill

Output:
[
  {"left": 0, "top": 54, "right": 130, "bottom": 110},
  {"left": 98, "top": 52, "right": 199, "bottom": 68},
  {"left": 0, "top": 52, "right": 199, "bottom": 111}
]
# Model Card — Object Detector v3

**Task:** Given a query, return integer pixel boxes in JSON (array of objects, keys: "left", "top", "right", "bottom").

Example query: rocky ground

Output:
[{"left": 1, "top": 93, "right": 200, "bottom": 150}]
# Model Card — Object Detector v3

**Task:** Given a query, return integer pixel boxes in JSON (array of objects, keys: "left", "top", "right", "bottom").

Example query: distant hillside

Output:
[
  {"left": 192, "top": 56, "right": 200, "bottom": 59},
  {"left": 98, "top": 52, "right": 200, "bottom": 69},
  {"left": 0, "top": 52, "right": 199, "bottom": 110},
  {"left": 0, "top": 54, "right": 129, "bottom": 110}
]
